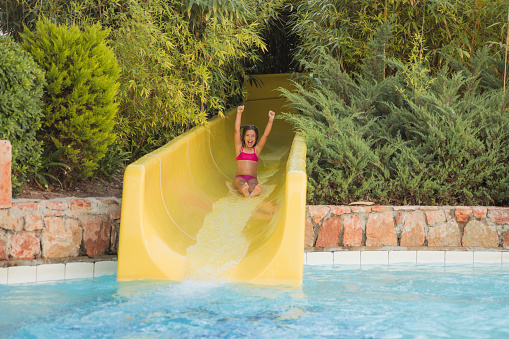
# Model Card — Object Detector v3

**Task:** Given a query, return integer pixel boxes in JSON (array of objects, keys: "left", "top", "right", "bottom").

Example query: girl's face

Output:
[{"left": 244, "top": 130, "right": 257, "bottom": 148}]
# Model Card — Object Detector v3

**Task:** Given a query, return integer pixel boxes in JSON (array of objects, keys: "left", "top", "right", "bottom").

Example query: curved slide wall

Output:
[{"left": 117, "top": 74, "right": 307, "bottom": 285}]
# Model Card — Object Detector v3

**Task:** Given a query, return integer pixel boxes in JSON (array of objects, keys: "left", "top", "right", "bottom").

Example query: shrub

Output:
[
  {"left": 0, "top": 36, "right": 45, "bottom": 196},
  {"left": 281, "top": 23, "right": 509, "bottom": 206},
  {"left": 21, "top": 19, "right": 120, "bottom": 184}
]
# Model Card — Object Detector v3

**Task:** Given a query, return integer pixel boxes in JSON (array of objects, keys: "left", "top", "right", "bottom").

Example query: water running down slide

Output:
[{"left": 117, "top": 74, "right": 307, "bottom": 285}]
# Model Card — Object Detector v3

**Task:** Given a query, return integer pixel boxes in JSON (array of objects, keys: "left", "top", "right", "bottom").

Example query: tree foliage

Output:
[
  {"left": 111, "top": 0, "right": 281, "bottom": 159},
  {"left": 0, "top": 36, "right": 45, "bottom": 195},
  {"left": 289, "top": 0, "right": 508, "bottom": 73},
  {"left": 22, "top": 19, "right": 120, "bottom": 183},
  {"left": 1, "top": 0, "right": 282, "bottom": 161}
]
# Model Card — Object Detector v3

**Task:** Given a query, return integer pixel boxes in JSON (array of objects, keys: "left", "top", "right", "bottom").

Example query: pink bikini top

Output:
[{"left": 236, "top": 146, "right": 259, "bottom": 162}]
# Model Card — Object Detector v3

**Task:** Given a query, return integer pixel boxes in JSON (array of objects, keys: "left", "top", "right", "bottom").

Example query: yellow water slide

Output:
[{"left": 117, "top": 74, "right": 307, "bottom": 286}]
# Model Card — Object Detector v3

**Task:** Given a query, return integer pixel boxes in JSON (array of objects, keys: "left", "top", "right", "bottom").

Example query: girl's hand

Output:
[
  {"left": 268, "top": 110, "right": 275, "bottom": 122},
  {"left": 237, "top": 105, "right": 244, "bottom": 114}
]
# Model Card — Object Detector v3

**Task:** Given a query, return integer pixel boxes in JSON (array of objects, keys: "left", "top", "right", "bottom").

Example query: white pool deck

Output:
[{"left": 1, "top": 249, "right": 508, "bottom": 285}]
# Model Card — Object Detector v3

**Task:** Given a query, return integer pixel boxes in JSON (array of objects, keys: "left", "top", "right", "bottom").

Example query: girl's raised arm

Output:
[
  {"left": 256, "top": 110, "right": 275, "bottom": 154},
  {"left": 234, "top": 106, "right": 244, "bottom": 154}
]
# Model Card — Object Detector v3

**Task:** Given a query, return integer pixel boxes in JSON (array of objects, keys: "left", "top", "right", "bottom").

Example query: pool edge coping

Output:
[{"left": 2, "top": 248, "right": 509, "bottom": 285}]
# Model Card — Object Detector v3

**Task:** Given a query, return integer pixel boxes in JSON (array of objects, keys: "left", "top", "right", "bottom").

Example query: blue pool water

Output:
[{"left": 1, "top": 264, "right": 508, "bottom": 338}]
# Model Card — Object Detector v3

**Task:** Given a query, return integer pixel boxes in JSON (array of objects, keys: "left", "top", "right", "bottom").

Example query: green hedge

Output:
[
  {"left": 0, "top": 36, "right": 45, "bottom": 196},
  {"left": 281, "top": 23, "right": 509, "bottom": 206}
]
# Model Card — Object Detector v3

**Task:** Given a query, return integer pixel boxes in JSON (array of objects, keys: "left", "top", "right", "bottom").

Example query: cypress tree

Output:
[{"left": 22, "top": 19, "right": 120, "bottom": 183}]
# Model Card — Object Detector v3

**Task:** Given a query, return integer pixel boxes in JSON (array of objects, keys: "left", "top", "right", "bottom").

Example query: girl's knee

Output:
[{"left": 233, "top": 177, "right": 244, "bottom": 189}]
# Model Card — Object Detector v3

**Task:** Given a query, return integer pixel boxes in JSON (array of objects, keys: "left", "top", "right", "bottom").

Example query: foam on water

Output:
[
  {"left": 184, "top": 183, "right": 275, "bottom": 281},
  {"left": 1, "top": 264, "right": 509, "bottom": 338}
]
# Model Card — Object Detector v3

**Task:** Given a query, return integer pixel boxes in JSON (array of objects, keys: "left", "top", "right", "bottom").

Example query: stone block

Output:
[
  {"left": 110, "top": 219, "right": 120, "bottom": 254},
  {"left": 44, "top": 211, "right": 63, "bottom": 217},
  {"left": 444, "top": 209, "right": 453, "bottom": 220},
  {"left": 425, "top": 210, "right": 446, "bottom": 225},
  {"left": 372, "top": 206, "right": 391, "bottom": 212},
  {"left": 342, "top": 214, "right": 362, "bottom": 247},
  {"left": 462, "top": 220, "right": 499, "bottom": 248},
  {"left": 25, "top": 214, "right": 43, "bottom": 231},
  {"left": 428, "top": 220, "right": 461, "bottom": 247},
  {"left": 0, "top": 233, "right": 7, "bottom": 260},
  {"left": 0, "top": 210, "right": 23, "bottom": 232},
  {"left": 395, "top": 211, "right": 405, "bottom": 226},
  {"left": 393, "top": 206, "right": 417, "bottom": 211},
  {"left": 69, "top": 199, "right": 93, "bottom": 212},
  {"left": 473, "top": 207, "right": 487, "bottom": 219},
  {"left": 315, "top": 217, "right": 341, "bottom": 247},
  {"left": 503, "top": 231, "right": 509, "bottom": 249},
  {"left": 108, "top": 209, "right": 121, "bottom": 220},
  {"left": 418, "top": 206, "right": 439, "bottom": 210},
  {"left": 0, "top": 140, "right": 12, "bottom": 208},
  {"left": 42, "top": 217, "right": 82, "bottom": 258},
  {"left": 10, "top": 232, "right": 40, "bottom": 260},
  {"left": 308, "top": 206, "right": 329, "bottom": 224},
  {"left": 304, "top": 216, "right": 314, "bottom": 247},
  {"left": 351, "top": 206, "right": 371, "bottom": 213},
  {"left": 488, "top": 208, "right": 509, "bottom": 225},
  {"left": 97, "top": 198, "right": 120, "bottom": 206},
  {"left": 45, "top": 200, "right": 69, "bottom": 211},
  {"left": 366, "top": 212, "right": 397, "bottom": 246},
  {"left": 82, "top": 216, "right": 111, "bottom": 257},
  {"left": 12, "top": 201, "right": 42, "bottom": 212},
  {"left": 330, "top": 206, "right": 350, "bottom": 215},
  {"left": 455, "top": 208, "right": 472, "bottom": 223},
  {"left": 400, "top": 211, "right": 425, "bottom": 246}
]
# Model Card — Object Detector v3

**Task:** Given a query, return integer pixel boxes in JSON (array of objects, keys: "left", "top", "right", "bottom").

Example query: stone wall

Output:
[
  {"left": 2, "top": 141, "right": 509, "bottom": 265},
  {"left": 306, "top": 205, "right": 509, "bottom": 249},
  {"left": 0, "top": 198, "right": 121, "bottom": 262}
]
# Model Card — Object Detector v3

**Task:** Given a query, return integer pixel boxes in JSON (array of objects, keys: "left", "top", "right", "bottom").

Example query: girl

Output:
[{"left": 233, "top": 105, "right": 275, "bottom": 197}]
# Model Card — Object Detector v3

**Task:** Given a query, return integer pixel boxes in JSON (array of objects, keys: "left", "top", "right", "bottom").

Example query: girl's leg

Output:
[
  {"left": 233, "top": 177, "right": 250, "bottom": 197},
  {"left": 247, "top": 179, "right": 262, "bottom": 197}
]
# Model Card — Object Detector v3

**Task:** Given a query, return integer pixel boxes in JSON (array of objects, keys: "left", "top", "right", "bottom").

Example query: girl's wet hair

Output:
[{"left": 241, "top": 125, "right": 259, "bottom": 147}]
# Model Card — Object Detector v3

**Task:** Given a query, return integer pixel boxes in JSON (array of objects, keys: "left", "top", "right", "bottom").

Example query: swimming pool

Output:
[{"left": 1, "top": 264, "right": 508, "bottom": 338}]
